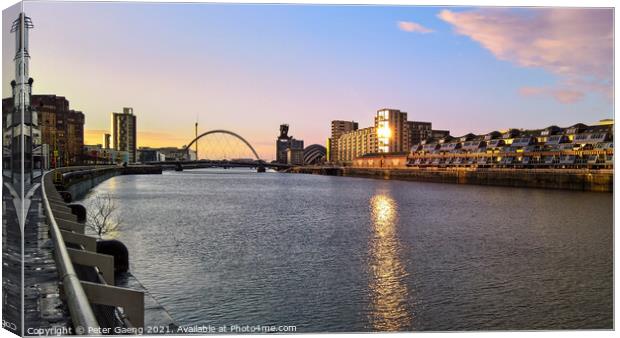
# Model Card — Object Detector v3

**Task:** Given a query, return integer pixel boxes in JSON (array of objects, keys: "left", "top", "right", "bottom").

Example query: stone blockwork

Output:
[
  {"left": 342, "top": 168, "right": 613, "bottom": 192},
  {"left": 291, "top": 166, "right": 613, "bottom": 192}
]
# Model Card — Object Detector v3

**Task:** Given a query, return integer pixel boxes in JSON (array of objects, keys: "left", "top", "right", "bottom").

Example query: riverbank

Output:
[
  {"left": 43, "top": 165, "right": 177, "bottom": 330},
  {"left": 290, "top": 166, "right": 613, "bottom": 192},
  {"left": 56, "top": 165, "right": 162, "bottom": 199}
]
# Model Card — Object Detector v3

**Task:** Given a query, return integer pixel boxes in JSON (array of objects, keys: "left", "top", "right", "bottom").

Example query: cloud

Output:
[
  {"left": 438, "top": 8, "right": 612, "bottom": 103},
  {"left": 519, "top": 87, "right": 584, "bottom": 104},
  {"left": 398, "top": 21, "right": 434, "bottom": 34}
]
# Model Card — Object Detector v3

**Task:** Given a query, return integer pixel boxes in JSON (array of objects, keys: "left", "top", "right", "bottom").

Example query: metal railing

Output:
[
  {"left": 41, "top": 166, "right": 145, "bottom": 333},
  {"left": 41, "top": 170, "right": 101, "bottom": 332}
]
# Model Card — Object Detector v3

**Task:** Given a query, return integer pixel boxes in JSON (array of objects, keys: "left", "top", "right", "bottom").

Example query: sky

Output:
[{"left": 3, "top": 2, "right": 613, "bottom": 160}]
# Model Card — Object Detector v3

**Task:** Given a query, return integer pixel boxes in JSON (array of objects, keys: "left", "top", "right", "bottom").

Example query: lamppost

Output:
[{"left": 195, "top": 121, "right": 199, "bottom": 161}]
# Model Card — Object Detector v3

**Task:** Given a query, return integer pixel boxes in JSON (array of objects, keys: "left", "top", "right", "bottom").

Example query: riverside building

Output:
[
  {"left": 332, "top": 108, "right": 441, "bottom": 164},
  {"left": 111, "top": 107, "right": 137, "bottom": 163},
  {"left": 3, "top": 94, "right": 84, "bottom": 167},
  {"left": 303, "top": 144, "right": 327, "bottom": 165},
  {"left": 103, "top": 133, "right": 111, "bottom": 149},
  {"left": 407, "top": 121, "right": 432, "bottom": 146},
  {"left": 401, "top": 120, "right": 613, "bottom": 169},
  {"left": 328, "top": 120, "right": 358, "bottom": 162},
  {"left": 337, "top": 126, "right": 377, "bottom": 162},
  {"left": 83, "top": 144, "right": 129, "bottom": 164},
  {"left": 276, "top": 124, "right": 304, "bottom": 164},
  {"left": 375, "top": 108, "right": 410, "bottom": 153},
  {"left": 150, "top": 147, "right": 196, "bottom": 161},
  {"left": 286, "top": 148, "right": 304, "bottom": 165}
]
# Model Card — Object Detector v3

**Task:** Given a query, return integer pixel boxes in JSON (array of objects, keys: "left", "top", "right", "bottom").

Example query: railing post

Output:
[
  {"left": 80, "top": 281, "right": 145, "bottom": 329},
  {"left": 66, "top": 248, "right": 115, "bottom": 286}
]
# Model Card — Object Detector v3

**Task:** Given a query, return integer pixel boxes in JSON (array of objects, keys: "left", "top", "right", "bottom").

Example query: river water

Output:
[{"left": 79, "top": 168, "right": 613, "bottom": 331}]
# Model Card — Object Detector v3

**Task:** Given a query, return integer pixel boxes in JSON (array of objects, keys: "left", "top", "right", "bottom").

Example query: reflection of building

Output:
[
  {"left": 275, "top": 124, "right": 304, "bottom": 164},
  {"left": 111, "top": 107, "right": 137, "bottom": 163},
  {"left": 303, "top": 144, "right": 327, "bottom": 165},
  {"left": 328, "top": 120, "right": 358, "bottom": 162},
  {"left": 368, "top": 192, "right": 412, "bottom": 331}
]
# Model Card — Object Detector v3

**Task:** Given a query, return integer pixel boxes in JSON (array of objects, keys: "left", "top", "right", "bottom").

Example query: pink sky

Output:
[{"left": 3, "top": 4, "right": 613, "bottom": 161}]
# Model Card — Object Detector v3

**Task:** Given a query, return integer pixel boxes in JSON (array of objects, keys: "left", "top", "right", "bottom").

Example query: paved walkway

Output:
[
  {"left": 3, "top": 182, "right": 22, "bottom": 335},
  {"left": 2, "top": 178, "right": 71, "bottom": 335},
  {"left": 4, "top": 173, "right": 176, "bottom": 334},
  {"left": 23, "top": 182, "right": 72, "bottom": 332}
]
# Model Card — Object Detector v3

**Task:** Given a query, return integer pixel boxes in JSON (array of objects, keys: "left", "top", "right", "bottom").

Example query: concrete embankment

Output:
[
  {"left": 290, "top": 166, "right": 613, "bottom": 192},
  {"left": 49, "top": 165, "right": 177, "bottom": 330},
  {"left": 59, "top": 165, "right": 162, "bottom": 200}
]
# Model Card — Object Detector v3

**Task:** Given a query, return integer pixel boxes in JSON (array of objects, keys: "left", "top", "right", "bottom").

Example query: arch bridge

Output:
[
  {"left": 184, "top": 129, "right": 261, "bottom": 161},
  {"left": 158, "top": 129, "right": 291, "bottom": 171}
]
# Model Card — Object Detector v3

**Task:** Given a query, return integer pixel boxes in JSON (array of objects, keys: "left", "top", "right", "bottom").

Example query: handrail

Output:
[{"left": 41, "top": 170, "right": 101, "bottom": 333}]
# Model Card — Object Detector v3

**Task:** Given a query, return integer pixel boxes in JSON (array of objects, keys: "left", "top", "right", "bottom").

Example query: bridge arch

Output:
[{"left": 184, "top": 130, "right": 261, "bottom": 161}]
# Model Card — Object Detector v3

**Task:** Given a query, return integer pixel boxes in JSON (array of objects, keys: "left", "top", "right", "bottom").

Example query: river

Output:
[{"left": 79, "top": 168, "right": 613, "bottom": 331}]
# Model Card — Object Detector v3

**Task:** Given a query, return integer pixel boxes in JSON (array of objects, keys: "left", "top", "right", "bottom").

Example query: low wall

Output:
[
  {"left": 292, "top": 167, "right": 613, "bottom": 192},
  {"left": 66, "top": 169, "right": 119, "bottom": 200},
  {"left": 45, "top": 165, "right": 174, "bottom": 330},
  {"left": 58, "top": 166, "right": 162, "bottom": 200}
]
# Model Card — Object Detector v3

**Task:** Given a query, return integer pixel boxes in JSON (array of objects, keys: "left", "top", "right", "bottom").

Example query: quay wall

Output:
[
  {"left": 66, "top": 169, "right": 119, "bottom": 200},
  {"left": 290, "top": 167, "right": 613, "bottom": 192},
  {"left": 59, "top": 165, "right": 162, "bottom": 200},
  {"left": 46, "top": 165, "right": 176, "bottom": 329}
]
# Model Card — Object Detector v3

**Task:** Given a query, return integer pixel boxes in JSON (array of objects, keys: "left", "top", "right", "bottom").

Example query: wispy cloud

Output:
[
  {"left": 438, "top": 8, "right": 613, "bottom": 103},
  {"left": 519, "top": 87, "right": 585, "bottom": 104},
  {"left": 397, "top": 21, "right": 434, "bottom": 34}
]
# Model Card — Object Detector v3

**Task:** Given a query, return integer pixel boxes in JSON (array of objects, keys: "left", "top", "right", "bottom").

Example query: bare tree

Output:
[{"left": 86, "top": 193, "right": 121, "bottom": 239}]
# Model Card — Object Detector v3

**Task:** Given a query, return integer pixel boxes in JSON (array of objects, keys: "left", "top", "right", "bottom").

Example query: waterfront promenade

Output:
[
  {"left": 5, "top": 165, "right": 178, "bottom": 334},
  {"left": 3, "top": 176, "right": 74, "bottom": 336}
]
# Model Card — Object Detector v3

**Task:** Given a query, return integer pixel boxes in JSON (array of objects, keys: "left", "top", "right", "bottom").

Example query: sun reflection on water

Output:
[{"left": 368, "top": 193, "right": 412, "bottom": 331}]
